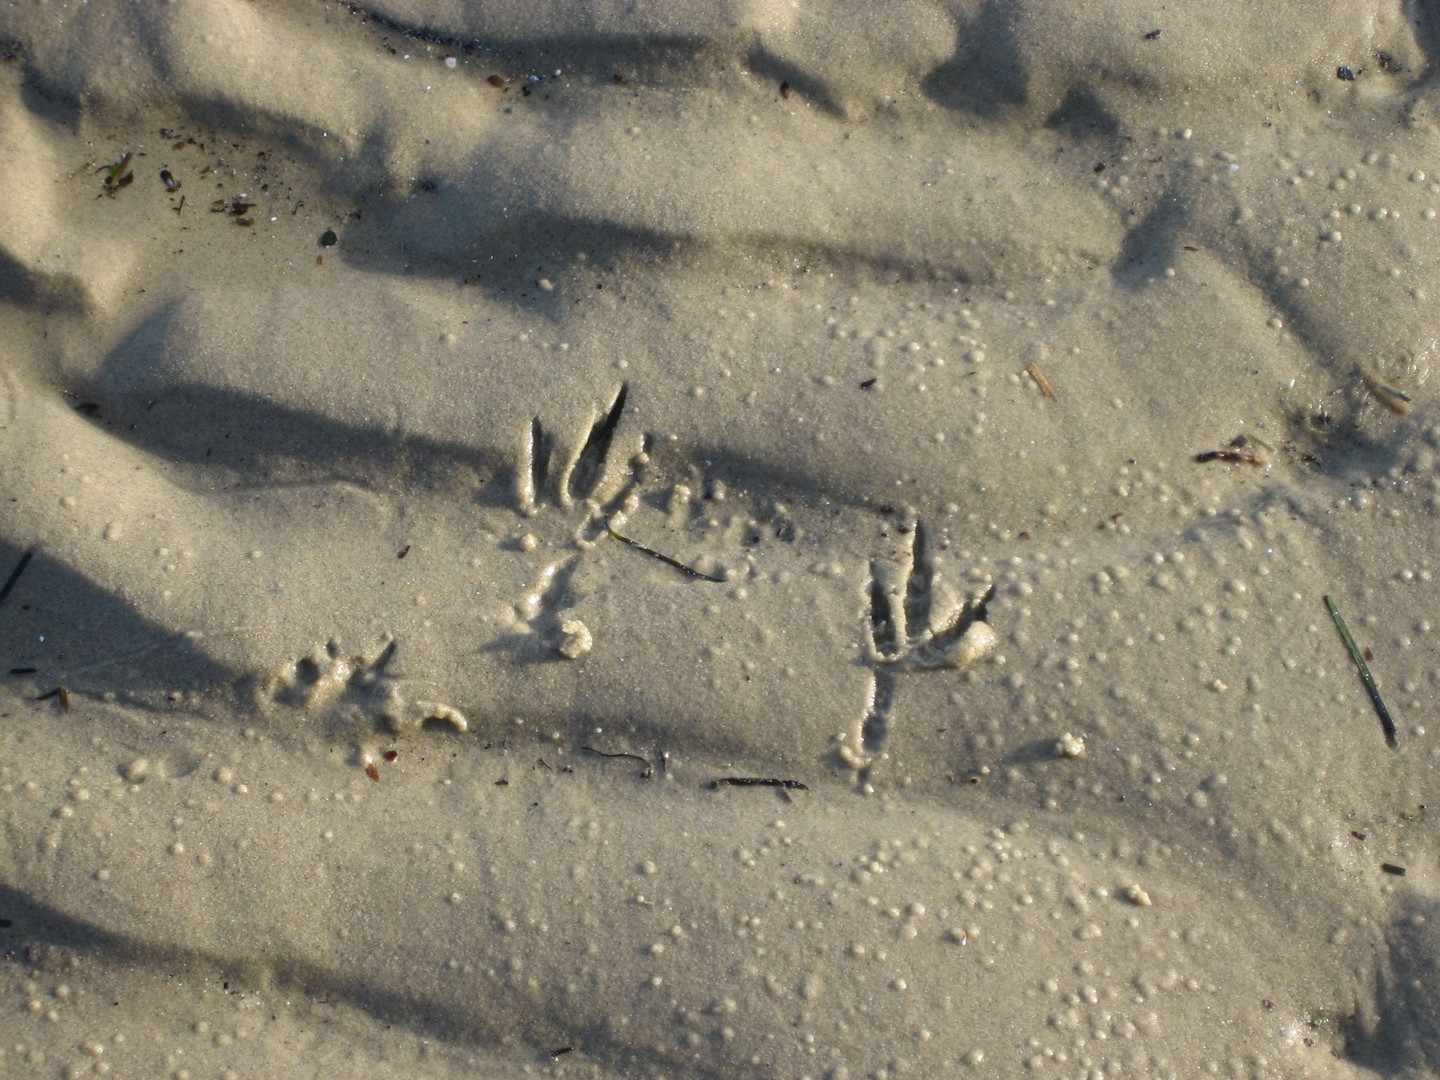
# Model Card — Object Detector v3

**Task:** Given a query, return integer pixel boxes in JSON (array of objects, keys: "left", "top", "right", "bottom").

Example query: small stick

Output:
[
  {"left": 1026, "top": 362, "right": 1058, "bottom": 401},
  {"left": 1324, "top": 595, "right": 1398, "bottom": 748},
  {"left": 710, "top": 777, "right": 808, "bottom": 790},
  {"left": 606, "top": 524, "right": 724, "bottom": 582},
  {"left": 0, "top": 550, "right": 33, "bottom": 606},
  {"left": 1195, "top": 450, "right": 1266, "bottom": 466},
  {"left": 1380, "top": 863, "right": 1406, "bottom": 876},
  {"left": 1360, "top": 368, "right": 1413, "bottom": 415},
  {"left": 36, "top": 686, "right": 70, "bottom": 713},
  {"left": 581, "top": 746, "right": 653, "bottom": 779}
]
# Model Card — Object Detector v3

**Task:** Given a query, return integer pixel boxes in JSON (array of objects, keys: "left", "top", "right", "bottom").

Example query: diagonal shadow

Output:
[
  {"left": 1340, "top": 893, "right": 1440, "bottom": 1075},
  {"left": 0, "top": 544, "right": 232, "bottom": 705},
  {"left": 1109, "top": 183, "right": 1189, "bottom": 290},
  {"left": 0, "top": 879, "right": 731, "bottom": 1077}
]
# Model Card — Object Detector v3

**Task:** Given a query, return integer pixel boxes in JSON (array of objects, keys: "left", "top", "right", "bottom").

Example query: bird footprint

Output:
[
  {"left": 510, "top": 382, "right": 646, "bottom": 657},
  {"left": 865, "top": 515, "right": 996, "bottom": 672},
  {"left": 840, "top": 515, "right": 996, "bottom": 772},
  {"left": 265, "top": 637, "right": 467, "bottom": 733}
]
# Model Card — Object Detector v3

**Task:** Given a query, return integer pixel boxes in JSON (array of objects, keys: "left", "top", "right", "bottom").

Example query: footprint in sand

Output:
[{"left": 842, "top": 514, "right": 997, "bottom": 774}]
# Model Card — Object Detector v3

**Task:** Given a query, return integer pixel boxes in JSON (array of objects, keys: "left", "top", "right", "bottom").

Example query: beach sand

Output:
[{"left": 1, "top": 2, "right": 1438, "bottom": 1077}]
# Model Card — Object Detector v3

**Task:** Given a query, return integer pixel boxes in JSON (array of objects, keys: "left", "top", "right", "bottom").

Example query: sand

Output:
[{"left": 1, "top": 2, "right": 1438, "bottom": 1077}]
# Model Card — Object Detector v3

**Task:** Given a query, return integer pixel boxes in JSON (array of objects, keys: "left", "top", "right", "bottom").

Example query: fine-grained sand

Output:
[{"left": 2, "top": 3, "right": 1438, "bottom": 1077}]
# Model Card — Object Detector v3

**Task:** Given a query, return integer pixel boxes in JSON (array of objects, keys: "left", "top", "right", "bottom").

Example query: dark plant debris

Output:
[
  {"left": 0, "top": 550, "right": 32, "bottom": 606},
  {"left": 582, "top": 746, "right": 654, "bottom": 778},
  {"left": 211, "top": 197, "right": 255, "bottom": 226},
  {"left": 1324, "top": 595, "right": 1399, "bottom": 748},
  {"left": 36, "top": 686, "right": 69, "bottom": 713},
  {"left": 98, "top": 153, "right": 134, "bottom": 196},
  {"left": 1195, "top": 449, "right": 1266, "bottom": 466}
]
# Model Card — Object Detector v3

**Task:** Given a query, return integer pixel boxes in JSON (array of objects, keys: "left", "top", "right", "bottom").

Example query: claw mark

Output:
[
  {"left": 372, "top": 638, "right": 398, "bottom": 674},
  {"left": 843, "top": 514, "right": 997, "bottom": 773},
  {"left": 565, "top": 382, "right": 628, "bottom": 507},
  {"left": 517, "top": 417, "right": 551, "bottom": 514},
  {"left": 517, "top": 383, "right": 634, "bottom": 515},
  {"left": 868, "top": 560, "right": 903, "bottom": 661}
]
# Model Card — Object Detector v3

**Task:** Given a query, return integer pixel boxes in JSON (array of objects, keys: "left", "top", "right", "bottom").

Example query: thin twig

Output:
[
  {"left": 1026, "top": 362, "right": 1058, "bottom": 401},
  {"left": 36, "top": 686, "right": 70, "bottom": 713},
  {"left": 1195, "top": 450, "right": 1266, "bottom": 467},
  {"left": 606, "top": 524, "right": 724, "bottom": 582},
  {"left": 0, "top": 550, "right": 33, "bottom": 607},
  {"left": 581, "top": 746, "right": 654, "bottom": 778},
  {"left": 1360, "top": 368, "right": 1413, "bottom": 415},
  {"left": 1324, "top": 595, "right": 1398, "bottom": 748}
]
